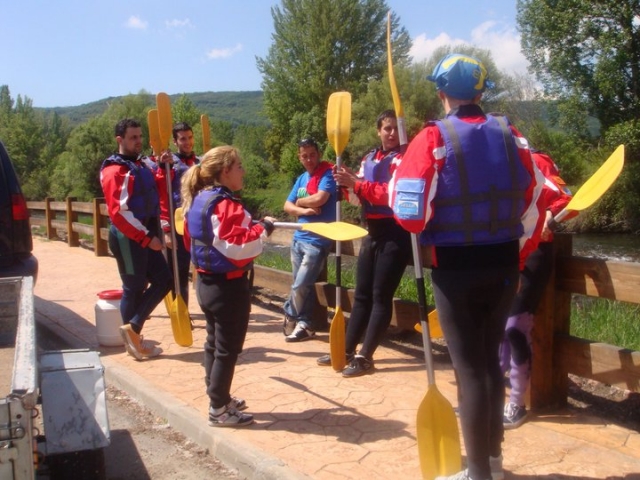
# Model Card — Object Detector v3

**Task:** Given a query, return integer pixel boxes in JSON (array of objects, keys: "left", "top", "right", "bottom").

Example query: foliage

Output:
[
  {"left": 0, "top": 86, "right": 72, "bottom": 199},
  {"left": 257, "top": 0, "right": 411, "bottom": 166},
  {"left": 41, "top": 91, "right": 268, "bottom": 128},
  {"left": 171, "top": 95, "right": 201, "bottom": 129},
  {"left": 517, "top": 0, "right": 640, "bottom": 133}
]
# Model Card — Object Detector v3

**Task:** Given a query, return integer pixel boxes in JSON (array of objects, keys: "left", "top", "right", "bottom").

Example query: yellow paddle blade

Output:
[
  {"left": 329, "top": 306, "right": 346, "bottom": 371},
  {"left": 414, "top": 310, "right": 443, "bottom": 338},
  {"left": 163, "top": 292, "right": 173, "bottom": 317},
  {"left": 417, "top": 385, "right": 462, "bottom": 479},
  {"left": 326, "top": 92, "right": 352, "bottom": 156},
  {"left": 156, "top": 92, "right": 173, "bottom": 150},
  {"left": 566, "top": 144, "right": 624, "bottom": 212},
  {"left": 302, "top": 221, "right": 367, "bottom": 241},
  {"left": 386, "top": 12, "right": 404, "bottom": 117},
  {"left": 174, "top": 207, "right": 184, "bottom": 235},
  {"left": 170, "top": 294, "right": 193, "bottom": 347},
  {"left": 148, "top": 109, "right": 163, "bottom": 155},
  {"left": 201, "top": 113, "right": 211, "bottom": 152}
]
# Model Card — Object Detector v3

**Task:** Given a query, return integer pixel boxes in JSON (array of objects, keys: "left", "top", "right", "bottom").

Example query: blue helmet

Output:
[{"left": 428, "top": 53, "right": 495, "bottom": 100}]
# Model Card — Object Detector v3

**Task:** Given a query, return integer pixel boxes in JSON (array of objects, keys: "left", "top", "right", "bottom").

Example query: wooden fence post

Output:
[
  {"left": 44, "top": 197, "right": 56, "bottom": 240},
  {"left": 93, "top": 198, "right": 109, "bottom": 257},
  {"left": 550, "top": 234, "right": 573, "bottom": 407},
  {"left": 66, "top": 197, "right": 79, "bottom": 247},
  {"left": 530, "top": 234, "right": 573, "bottom": 410}
]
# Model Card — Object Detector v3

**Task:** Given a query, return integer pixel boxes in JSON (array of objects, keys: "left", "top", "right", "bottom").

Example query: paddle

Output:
[
  {"left": 551, "top": 144, "right": 625, "bottom": 226},
  {"left": 201, "top": 113, "right": 211, "bottom": 152},
  {"left": 148, "top": 108, "right": 175, "bottom": 318},
  {"left": 157, "top": 92, "right": 193, "bottom": 347},
  {"left": 387, "top": 13, "right": 461, "bottom": 478},
  {"left": 413, "top": 310, "right": 444, "bottom": 339},
  {"left": 327, "top": 91, "right": 352, "bottom": 371}
]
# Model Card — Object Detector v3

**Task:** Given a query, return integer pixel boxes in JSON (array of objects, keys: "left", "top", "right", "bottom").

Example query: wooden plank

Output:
[
  {"left": 50, "top": 219, "right": 67, "bottom": 230},
  {"left": 27, "top": 201, "right": 46, "bottom": 210},
  {"left": 71, "top": 202, "right": 94, "bottom": 214},
  {"left": 72, "top": 222, "right": 94, "bottom": 236},
  {"left": 557, "top": 335, "right": 640, "bottom": 392},
  {"left": 313, "top": 282, "right": 426, "bottom": 331},
  {"left": 29, "top": 217, "right": 46, "bottom": 227},
  {"left": 556, "top": 256, "right": 640, "bottom": 304},
  {"left": 49, "top": 201, "right": 66, "bottom": 211},
  {"left": 253, "top": 265, "right": 292, "bottom": 295}
]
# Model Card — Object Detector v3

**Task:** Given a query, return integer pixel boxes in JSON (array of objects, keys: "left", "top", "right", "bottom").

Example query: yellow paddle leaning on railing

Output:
[
  {"left": 387, "top": 12, "right": 461, "bottom": 479},
  {"left": 157, "top": 92, "right": 193, "bottom": 348},
  {"left": 326, "top": 91, "right": 352, "bottom": 372},
  {"left": 148, "top": 108, "right": 175, "bottom": 320}
]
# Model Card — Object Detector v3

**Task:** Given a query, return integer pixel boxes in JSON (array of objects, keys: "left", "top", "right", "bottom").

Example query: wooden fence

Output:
[{"left": 27, "top": 197, "right": 640, "bottom": 410}]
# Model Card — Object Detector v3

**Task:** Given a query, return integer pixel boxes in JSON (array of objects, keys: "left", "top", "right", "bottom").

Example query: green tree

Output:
[
  {"left": 517, "top": 0, "right": 640, "bottom": 134},
  {"left": 172, "top": 94, "right": 200, "bottom": 128},
  {"left": 50, "top": 93, "right": 153, "bottom": 200},
  {"left": 257, "top": 0, "right": 411, "bottom": 166}
]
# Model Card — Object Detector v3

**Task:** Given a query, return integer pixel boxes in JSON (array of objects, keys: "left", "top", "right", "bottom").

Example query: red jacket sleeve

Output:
[{"left": 100, "top": 164, "right": 154, "bottom": 247}]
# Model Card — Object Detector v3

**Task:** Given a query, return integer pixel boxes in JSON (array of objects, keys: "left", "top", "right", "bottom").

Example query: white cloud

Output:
[
  {"left": 410, "top": 32, "right": 466, "bottom": 62},
  {"left": 409, "top": 21, "right": 530, "bottom": 76},
  {"left": 165, "top": 18, "right": 193, "bottom": 29},
  {"left": 206, "top": 44, "right": 243, "bottom": 60},
  {"left": 125, "top": 15, "right": 148, "bottom": 30}
]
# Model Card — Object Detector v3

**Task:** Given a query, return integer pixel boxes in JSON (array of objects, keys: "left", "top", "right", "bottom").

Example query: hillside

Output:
[{"left": 38, "top": 91, "right": 267, "bottom": 127}]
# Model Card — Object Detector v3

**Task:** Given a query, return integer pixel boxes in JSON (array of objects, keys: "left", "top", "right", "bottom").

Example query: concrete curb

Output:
[{"left": 35, "top": 311, "right": 310, "bottom": 480}]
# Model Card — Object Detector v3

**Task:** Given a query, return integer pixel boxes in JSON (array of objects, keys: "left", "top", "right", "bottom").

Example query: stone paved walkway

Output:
[{"left": 32, "top": 238, "right": 640, "bottom": 479}]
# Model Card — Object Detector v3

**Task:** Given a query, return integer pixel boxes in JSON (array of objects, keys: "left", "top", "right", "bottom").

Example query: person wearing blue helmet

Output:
[{"left": 390, "top": 53, "right": 545, "bottom": 480}]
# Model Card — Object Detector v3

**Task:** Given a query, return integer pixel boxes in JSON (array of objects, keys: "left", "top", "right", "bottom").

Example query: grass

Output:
[
  {"left": 255, "top": 249, "right": 639, "bottom": 351},
  {"left": 571, "top": 296, "right": 640, "bottom": 351}
]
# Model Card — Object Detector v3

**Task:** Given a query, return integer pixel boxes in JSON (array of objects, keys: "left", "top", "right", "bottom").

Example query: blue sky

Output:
[{"left": 2, "top": 0, "right": 526, "bottom": 108}]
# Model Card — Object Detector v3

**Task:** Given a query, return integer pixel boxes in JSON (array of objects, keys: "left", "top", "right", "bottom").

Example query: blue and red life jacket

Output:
[
  {"left": 361, "top": 149, "right": 396, "bottom": 217},
  {"left": 101, "top": 154, "right": 159, "bottom": 223},
  {"left": 422, "top": 115, "right": 529, "bottom": 246},
  {"left": 187, "top": 187, "right": 251, "bottom": 274}
]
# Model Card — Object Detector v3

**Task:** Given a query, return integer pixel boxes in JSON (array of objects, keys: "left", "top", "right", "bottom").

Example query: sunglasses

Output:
[{"left": 298, "top": 138, "right": 319, "bottom": 149}]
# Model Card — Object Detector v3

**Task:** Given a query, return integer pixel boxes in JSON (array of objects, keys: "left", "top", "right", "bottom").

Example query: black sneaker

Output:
[
  {"left": 285, "top": 323, "right": 315, "bottom": 342},
  {"left": 341, "top": 355, "right": 373, "bottom": 377},
  {"left": 503, "top": 402, "right": 528, "bottom": 429},
  {"left": 283, "top": 314, "right": 297, "bottom": 336},
  {"left": 316, "top": 353, "right": 354, "bottom": 367},
  {"left": 208, "top": 404, "right": 254, "bottom": 427}
]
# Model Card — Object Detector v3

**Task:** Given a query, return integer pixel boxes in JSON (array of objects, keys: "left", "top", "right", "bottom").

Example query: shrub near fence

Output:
[{"left": 28, "top": 197, "right": 640, "bottom": 410}]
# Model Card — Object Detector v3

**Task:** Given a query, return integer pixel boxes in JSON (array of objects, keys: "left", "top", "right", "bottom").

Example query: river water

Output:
[{"left": 572, "top": 233, "right": 640, "bottom": 263}]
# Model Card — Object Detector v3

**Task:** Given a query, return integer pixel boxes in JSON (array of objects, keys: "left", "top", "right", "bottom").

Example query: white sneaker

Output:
[
  {"left": 208, "top": 404, "right": 253, "bottom": 427},
  {"left": 285, "top": 323, "right": 315, "bottom": 342},
  {"left": 490, "top": 455, "right": 504, "bottom": 480}
]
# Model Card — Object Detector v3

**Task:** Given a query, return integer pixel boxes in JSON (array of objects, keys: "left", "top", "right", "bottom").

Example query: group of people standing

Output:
[{"left": 100, "top": 52, "right": 571, "bottom": 479}]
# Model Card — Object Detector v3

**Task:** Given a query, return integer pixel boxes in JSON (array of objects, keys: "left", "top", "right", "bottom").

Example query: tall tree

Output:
[
  {"left": 517, "top": 0, "right": 640, "bottom": 133},
  {"left": 256, "top": 0, "right": 411, "bottom": 166}
]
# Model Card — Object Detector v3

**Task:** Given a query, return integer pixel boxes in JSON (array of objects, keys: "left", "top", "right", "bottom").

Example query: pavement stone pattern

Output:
[{"left": 32, "top": 238, "right": 640, "bottom": 479}]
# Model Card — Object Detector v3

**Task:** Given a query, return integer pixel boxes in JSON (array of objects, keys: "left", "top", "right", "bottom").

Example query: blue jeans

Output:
[{"left": 283, "top": 239, "right": 330, "bottom": 330}]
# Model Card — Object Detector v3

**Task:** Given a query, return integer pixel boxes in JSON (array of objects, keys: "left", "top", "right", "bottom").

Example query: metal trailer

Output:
[{"left": 0, "top": 277, "right": 110, "bottom": 479}]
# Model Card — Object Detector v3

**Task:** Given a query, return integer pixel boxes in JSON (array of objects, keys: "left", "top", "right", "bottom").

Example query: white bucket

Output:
[{"left": 95, "top": 290, "right": 124, "bottom": 347}]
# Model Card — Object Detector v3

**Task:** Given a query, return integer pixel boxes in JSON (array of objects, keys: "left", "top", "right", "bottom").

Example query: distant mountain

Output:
[{"left": 38, "top": 91, "right": 267, "bottom": 128}]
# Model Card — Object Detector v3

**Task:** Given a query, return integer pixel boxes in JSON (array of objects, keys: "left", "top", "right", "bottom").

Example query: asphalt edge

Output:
[{"left": 35, "top": 311, "right": 311, "bottom": 480}]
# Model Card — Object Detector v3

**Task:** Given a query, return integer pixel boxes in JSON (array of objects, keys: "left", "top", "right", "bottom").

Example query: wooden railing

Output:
[{"left": 27, "top": 198, "right": 640, "bottom": 410}]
